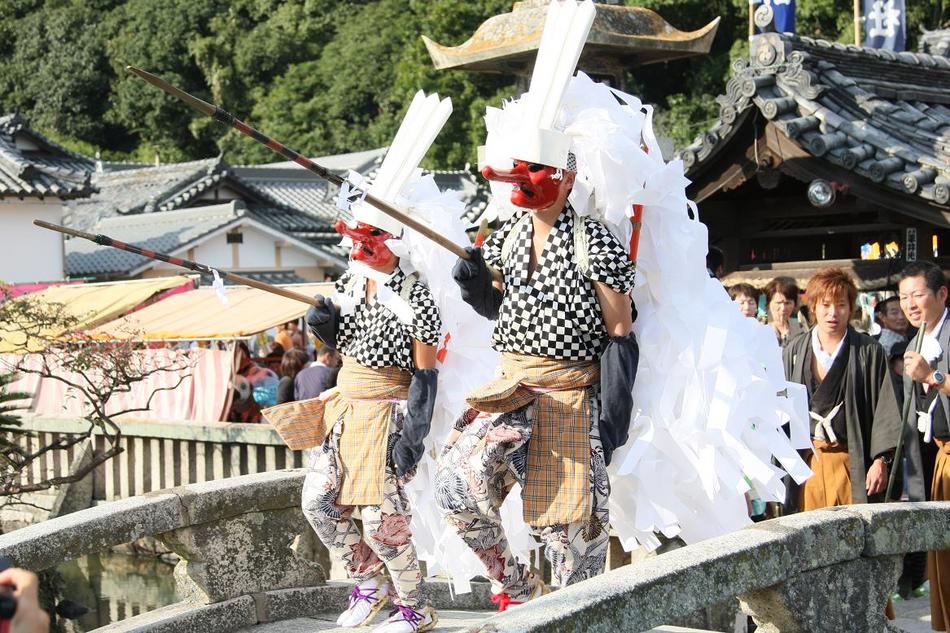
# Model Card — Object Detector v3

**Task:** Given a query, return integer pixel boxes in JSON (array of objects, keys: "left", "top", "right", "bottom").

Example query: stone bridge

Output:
[{"left": 1, "top": 470, "right": 948, "bottom": 632}]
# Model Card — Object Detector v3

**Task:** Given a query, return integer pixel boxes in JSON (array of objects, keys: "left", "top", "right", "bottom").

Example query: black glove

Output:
[
  {"left": 599, "top": 332, "right": 639, "bottom": 466},
  {"left": 305, "top": 295, "right": 339, "bottom": 348},
  {"left": 393, "top": 368, "right": 439, "bottom": 477},
  {"left": 452, "top": 247, "right": 503, "bottom": 320}
]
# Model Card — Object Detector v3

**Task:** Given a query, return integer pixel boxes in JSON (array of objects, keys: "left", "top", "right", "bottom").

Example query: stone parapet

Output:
[{"left": 468, "top": 503, "right": 950, "bottom": 633}]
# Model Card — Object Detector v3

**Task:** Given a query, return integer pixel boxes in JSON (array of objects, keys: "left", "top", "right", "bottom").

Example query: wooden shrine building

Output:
[{"left": 681, "top": 12, "right": 950, "bottom": 291}]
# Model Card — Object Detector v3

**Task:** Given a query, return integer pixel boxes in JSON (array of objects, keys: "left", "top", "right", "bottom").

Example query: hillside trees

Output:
[{"left": 0, "top": 0, "right": 947, "bottom": 166}]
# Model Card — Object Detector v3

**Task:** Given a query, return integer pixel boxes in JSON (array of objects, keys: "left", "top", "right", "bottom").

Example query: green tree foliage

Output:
[{"left": 0, "top": 0, "right": 947, "bottom": 166}]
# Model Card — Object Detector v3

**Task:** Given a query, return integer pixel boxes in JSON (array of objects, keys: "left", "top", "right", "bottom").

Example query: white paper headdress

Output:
[
  {"left": 484, "top": 0, "right": 595, "bottom": 171},
  {"left": 349, "top": 90, "right": 452, "bottom": 236}
]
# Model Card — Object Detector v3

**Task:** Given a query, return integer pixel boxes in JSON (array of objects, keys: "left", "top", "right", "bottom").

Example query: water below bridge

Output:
[{"left": 56, "top": 551, "right": 178, "bottom": 630}]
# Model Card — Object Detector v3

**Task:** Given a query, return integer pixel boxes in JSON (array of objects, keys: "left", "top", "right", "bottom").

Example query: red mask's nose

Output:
[
  {"left": 481, "top": 165, "right": 529, "bottom": 185},
  {"left": 483, "top": 160, "right": 563, "bottom": 210}
]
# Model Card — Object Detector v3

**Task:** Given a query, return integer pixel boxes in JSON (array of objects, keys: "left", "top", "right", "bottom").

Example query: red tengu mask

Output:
[
  {"left": 481, "top": 159, "right": 564, "bottom": 209},
  {"left": 334, "top": 219, "right": 397, "bottom": 268}
]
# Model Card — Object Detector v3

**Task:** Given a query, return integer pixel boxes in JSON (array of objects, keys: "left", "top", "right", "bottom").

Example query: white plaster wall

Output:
[
  {"left": 280, "top": 245, "right": 316, "bottom": 267},
  {"left": 150, "top": 223, "right": 322, "bottom": 274},
  {"left": 192, "top": 233, "right": 233, "bottom": 269},
  {"left": 0, "top": 199, "right": 64, "bottom": 283},
  {"left": 231, "top": 226, "right": 275, "bottom": 269}
]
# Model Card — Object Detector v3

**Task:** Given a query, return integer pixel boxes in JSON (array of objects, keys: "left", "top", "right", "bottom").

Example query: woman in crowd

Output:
[
  {"left": 729, "top": 283, "right": 760, "bottom": 319},
  {"left": 276, "top": 348, "right": 310, "bottom": 405},
  {"left": 765, "top": 276, "right": 803, "bottom": 347}
]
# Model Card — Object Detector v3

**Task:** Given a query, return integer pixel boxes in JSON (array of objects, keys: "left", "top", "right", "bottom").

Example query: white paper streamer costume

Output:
[
  {"left": 472, "top": 0, "right": 813, "bottom": 558},
  {"left": 336, "top": 90, "right": 537, "bottom": 592}
]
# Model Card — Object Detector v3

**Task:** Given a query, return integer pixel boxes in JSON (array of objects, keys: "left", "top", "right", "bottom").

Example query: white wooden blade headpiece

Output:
[{"left": 351, "top": 90, "right": 453, "bottom": 235}]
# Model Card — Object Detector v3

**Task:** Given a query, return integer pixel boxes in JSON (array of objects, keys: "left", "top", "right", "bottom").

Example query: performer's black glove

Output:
[
  {"left": 393, "top": 368, "right": 439, "bottom": 477},
  {"left": 305, "top": 295, "right": 339, "bottom": 348},
  {"left": 452, "top": 247, "right": 503, "bottom": 320},
  {"left": 599, "top": 332, "right": 639, "bottom": 466}
]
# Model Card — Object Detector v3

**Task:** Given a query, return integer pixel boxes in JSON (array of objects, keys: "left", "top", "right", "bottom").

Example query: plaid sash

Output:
[
  {"left": 323, "top": 358, "right": 411, "bottom": 505},
  {"left": 466, "top": 353, "right": 599, "bottom": 526}
]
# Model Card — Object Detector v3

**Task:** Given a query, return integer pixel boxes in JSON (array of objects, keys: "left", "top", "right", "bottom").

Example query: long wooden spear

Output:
[
  {"left": 33, "top": 220, "right": 322, "bottom": 307},
  {"left": 125, "top": 66, "right": 502, "bottom": 283}
]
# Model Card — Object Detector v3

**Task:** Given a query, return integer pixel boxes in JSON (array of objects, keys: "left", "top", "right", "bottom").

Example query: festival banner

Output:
[
  {"left": 864, "top": 0, "right": 906, "bottom": 51},
  {"left": 762, "top": 0, "right": 796, "bottom": 34}
]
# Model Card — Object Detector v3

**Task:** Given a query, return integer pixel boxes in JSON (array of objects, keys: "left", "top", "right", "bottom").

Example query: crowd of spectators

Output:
[
  {"left": 226, "top": 317, "right": 341, "bottom": 421},
  {"left": 723, "top": 258, "right": 950, "bottom": 620}
]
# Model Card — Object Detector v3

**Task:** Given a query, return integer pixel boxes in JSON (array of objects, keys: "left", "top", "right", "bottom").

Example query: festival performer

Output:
[
  {"left": 436, "top": 0, "right": 636, "bottom": 608},
  {"left": 299, "top": 91, "right": 451, "bottom": 633},
  {"left": 436, "top": 0, "right": 813, "bottom": 609}
]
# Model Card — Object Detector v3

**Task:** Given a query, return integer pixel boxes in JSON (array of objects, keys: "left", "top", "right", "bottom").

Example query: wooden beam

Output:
[
  {"left": 743, "top": 222, "right": 905, "bottom": 239},
  {"left": 763, "top": 123, "right": 950, "bottom": 229}
]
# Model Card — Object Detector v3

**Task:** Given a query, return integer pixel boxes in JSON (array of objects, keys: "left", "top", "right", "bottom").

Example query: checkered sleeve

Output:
[
  {"left": 334, "top": 272, "right": 351, "bottom": 295},
  {"left": 584, "top": 219, "right": 636, "bottom": 294},
  {"left": 480, "top": 221, "right": 507, "bottom": 269},
  {"left": 408, "top": 282, "right": 442, "bottom": 346}
]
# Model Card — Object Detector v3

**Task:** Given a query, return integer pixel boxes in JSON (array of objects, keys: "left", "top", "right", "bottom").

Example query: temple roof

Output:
[
  {"left": 0, "top": 114, "right": 93, "bottom": 200},
  {"left": 678, "top": 30, "right": 950, "bottom": 225},
  {"left": 423, "top": 0, "right": 719, "bottom": 74},
  {"left": 920, "top": 28, "right": 950, "bottom": 57}
]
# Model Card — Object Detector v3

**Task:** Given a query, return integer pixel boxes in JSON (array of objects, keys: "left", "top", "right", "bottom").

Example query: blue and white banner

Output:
[
  {"left": 762, "top": 0, "right": 796, "bottom": 34},
  {"left": 864, "top": 0, "right": 906, "bottom": 51}
]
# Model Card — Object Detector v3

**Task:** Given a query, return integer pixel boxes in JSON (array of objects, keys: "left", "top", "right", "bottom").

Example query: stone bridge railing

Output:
[
  {"left": 2, "top": 469, "right": 949, "bottom": 632},
  {"left": 476, "top": 502, "right": 950, "bottom": 633},
  {"left": 0, "top": 470, "right": 490, "bottom": 632}
]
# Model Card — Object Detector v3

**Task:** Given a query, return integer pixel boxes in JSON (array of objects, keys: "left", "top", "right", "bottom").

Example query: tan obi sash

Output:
[
  {"left": 799, "top": 439, "right": 851, "bottom": 511},
  {"left": 323, "top": 358, "right": 411, "bottom": 506},
  {"left": 466, "top": 353, "right": 600, "bottom": 526}
]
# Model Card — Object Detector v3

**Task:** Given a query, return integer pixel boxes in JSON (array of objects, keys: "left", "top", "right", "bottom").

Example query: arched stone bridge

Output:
[{"left": 1, "top": 470, "right": 948, "bottom": 632}]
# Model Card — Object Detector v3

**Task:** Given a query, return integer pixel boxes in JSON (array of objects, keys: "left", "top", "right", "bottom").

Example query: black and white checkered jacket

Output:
[
  {"left": 334, "top": 268, "right": 442, "bottom": 372},
  {"left": 483, "top": 206, "right": 635, "bottom": 361}
]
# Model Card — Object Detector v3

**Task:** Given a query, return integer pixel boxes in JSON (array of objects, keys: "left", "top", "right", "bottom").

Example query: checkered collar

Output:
[
  {"left": 345, "top": 263, "right": 408, "bottom": 300},
  {"left": 382, "top": 267, "right": 410, "bottom": 295}
]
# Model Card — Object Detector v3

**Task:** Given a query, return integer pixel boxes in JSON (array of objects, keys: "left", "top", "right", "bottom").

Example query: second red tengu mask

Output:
[
  {"left": 481, "top": 159, "right": 564, "bottom": 209},
  {"left": 334, "top": 219, "right": 397, "bottom": 267}
]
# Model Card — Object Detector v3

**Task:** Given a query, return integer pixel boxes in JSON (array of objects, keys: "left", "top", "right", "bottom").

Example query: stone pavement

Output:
[
  {"left": 239, "top": 608, "right": 717, "bottom": 633},
  {"left": 894, "top": 594, "right": 934, "bottom": 633},
  {"left": 238, "top": 594, "right": 935, "bottom": 632}
]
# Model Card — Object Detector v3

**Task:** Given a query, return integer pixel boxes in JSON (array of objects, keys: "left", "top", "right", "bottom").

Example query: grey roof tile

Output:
[
  {"left": 0, "top": 114, "right": 93, "bottom": 199},
  {"left": 678, "top": 30, "right": 950, "bottom": 208},
  {"left": 65, "top": 202, "right": 244, "bottom": 276},
  {"left": 65, "top": 158, "right": 224, "bottom": 231}
]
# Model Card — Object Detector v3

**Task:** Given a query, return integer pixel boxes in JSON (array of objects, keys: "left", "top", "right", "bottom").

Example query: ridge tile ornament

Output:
[
  {"left": 422, "top": 0, "right": 719, "bottom": 77},
  {"left": 677, "top": 26, "right": 950, "bottom": 214}
]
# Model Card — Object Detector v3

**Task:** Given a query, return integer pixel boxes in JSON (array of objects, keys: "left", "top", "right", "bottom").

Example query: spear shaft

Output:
[
  {"left": 33, "top": 220, "right": 321, "bottom": 307},
  {"left": 125, "top": 65, "right": 502, "bottom": 283}
]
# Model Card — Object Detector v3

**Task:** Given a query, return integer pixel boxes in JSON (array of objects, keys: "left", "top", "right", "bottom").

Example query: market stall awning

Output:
[
  {"left": 90, "top": 283, "right": 333, "bottom": 340},
  {"left": 0, "top": 276, "right": 195, "bottom": 353}
]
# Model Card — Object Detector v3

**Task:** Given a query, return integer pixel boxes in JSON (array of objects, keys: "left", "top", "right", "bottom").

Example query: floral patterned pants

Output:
[
  {"left": 301, "top": 418, "right": 427, "bottom": 608},
  {"left": 435, "top": 391, "right": 611, "bottom": 599}
]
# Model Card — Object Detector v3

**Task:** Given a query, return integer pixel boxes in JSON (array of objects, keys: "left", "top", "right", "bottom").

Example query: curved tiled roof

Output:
[
  {"left": 65, "top": 158, "right": 226, "bottom": 231},
  {"left": 678, "top": 31, "right": 950, "bottom": 208},
  {"left": 66, "top": 202, "right": 245, "bottom": 276},
  {"left": 0, "top": 114, "right": 92, "bottom": 199},
  {"left": 423, "top": 1, "right": 719, "bottom": 72}
]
